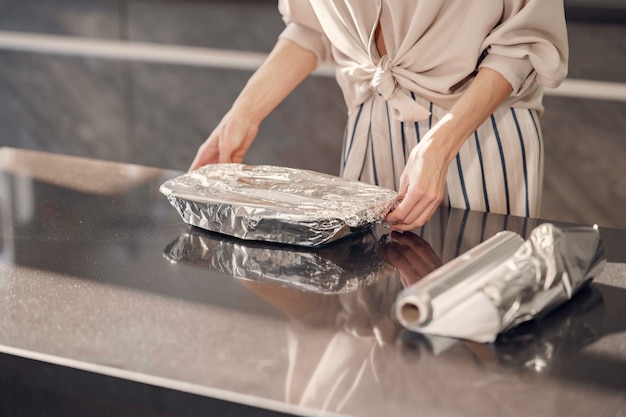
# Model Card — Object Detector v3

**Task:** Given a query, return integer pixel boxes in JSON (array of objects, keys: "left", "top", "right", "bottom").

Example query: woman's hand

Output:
[
  {"left": 188, "top": 38, "right": 318, "bottom": 171},
  {"left": 385, "top": 68, "right": 514, "bottom": 230},
  {"left": 385, "top": 136, "right": 449, "bottom": 231},
  {"left": 189, "top": 108, "right": 259, "bottom": 170}
]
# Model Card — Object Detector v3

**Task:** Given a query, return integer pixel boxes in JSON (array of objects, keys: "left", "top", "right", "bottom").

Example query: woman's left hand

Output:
[
  {"left": 384, "top": 137, "right": 449, "bottom": 231},
  {"left": 384, "top": 68, "right": 515, "bottom": 231}
]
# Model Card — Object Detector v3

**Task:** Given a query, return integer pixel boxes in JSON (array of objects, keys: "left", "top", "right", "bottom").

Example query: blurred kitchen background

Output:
[{"left": 0, "top": 0, "right": 625, "bottom": 228}]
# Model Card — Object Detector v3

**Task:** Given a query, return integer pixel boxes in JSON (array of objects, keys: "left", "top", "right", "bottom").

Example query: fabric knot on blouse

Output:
[
  {"left": 278, "top": 0, "right": 568, "bottom": 120},
  {"left": 370, "top": 55, "right": 432, "bottom": 122}
]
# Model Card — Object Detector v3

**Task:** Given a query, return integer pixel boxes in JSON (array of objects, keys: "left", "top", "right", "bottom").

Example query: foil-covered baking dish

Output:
[{"left": 160, "top": 164, "right": 398, "bottom": 247}]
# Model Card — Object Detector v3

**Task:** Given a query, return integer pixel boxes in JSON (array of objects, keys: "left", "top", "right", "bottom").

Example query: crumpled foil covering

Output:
[
  {"left": 160, "top": 164, "right": 398, "bottom": 247},
  {"left": 163, "top": 226, "right": 395, "bottom": 293},
  {"left": 485, "top": 223, "right": 606, "bottom": 333},
  {"left": 395, "top": 223, "right": 606, "bottom": 343}
]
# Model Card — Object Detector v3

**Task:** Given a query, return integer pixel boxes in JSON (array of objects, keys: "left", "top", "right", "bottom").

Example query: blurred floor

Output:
[{"left": 0, "top": 0, "right": 625, "bottom": 228}]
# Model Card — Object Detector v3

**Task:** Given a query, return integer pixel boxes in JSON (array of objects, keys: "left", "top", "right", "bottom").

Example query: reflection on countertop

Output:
[
  {"left": 164, "top": 225, "right": 398, "bottom": 294},
  {"left": 162, "top": 215, "right": 626, "bottom": 396}
]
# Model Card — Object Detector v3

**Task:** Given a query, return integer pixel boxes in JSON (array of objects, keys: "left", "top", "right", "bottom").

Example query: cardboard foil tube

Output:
[{"left": 396, "top": 231, "right": 524, "bottom": 328}]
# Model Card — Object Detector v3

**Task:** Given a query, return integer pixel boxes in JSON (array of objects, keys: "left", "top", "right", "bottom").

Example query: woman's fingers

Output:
[
  {"left": 386, "top": 181, "right": 443, "bottom": 230},
  {"left": 385, "top": 137, "right": 448, "bottom": 229},
  {"left": 188, "top": 112, "right": 259, "bottom": 170},
  {"left": 188, "top": 137, "right": 219, "bottom": 171}
]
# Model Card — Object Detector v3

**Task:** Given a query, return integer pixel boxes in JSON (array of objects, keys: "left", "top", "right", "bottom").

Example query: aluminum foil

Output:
[
  {"left": 485, "top": 223, "right": 606, "bottom": 332},
  {"left": 395, "top": 223, "right": 606, "bottom": 343},
  {"left": 163, "top": 225, "right": 395, "bottom": 293},
  {"left": 160, "top": 164, "right": 399, "bottom": 247},
  {"left": 394, "top": 231, "right": 525, "bottom": 327},
  {"left": 400, "top": 283, "right": 604, "bottom": 371}
]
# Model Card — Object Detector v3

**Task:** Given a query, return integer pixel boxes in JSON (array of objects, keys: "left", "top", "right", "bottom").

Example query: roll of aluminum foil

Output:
[
  {"left": 395, "top": 231, "right": 524, "bottom": 328},
  {"left": 163, "top": 225, "right": 395, "bottom": 293},
  {"left": 160, "top": 164, "right": 399, "bottom": 247},
  {"left": 395, "top": 223, "right": 606, "bottom": 343}
]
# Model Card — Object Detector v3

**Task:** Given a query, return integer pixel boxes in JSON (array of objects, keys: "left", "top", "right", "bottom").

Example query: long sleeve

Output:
[
  {"left": 275, "top": 1, "right": 568, "bottom": 117},
  {"left": 277, "top": 0, "right": 333, "bottom": 65},
  {"left": 479, "top": 0, "right": 569, "bottom": 95}
]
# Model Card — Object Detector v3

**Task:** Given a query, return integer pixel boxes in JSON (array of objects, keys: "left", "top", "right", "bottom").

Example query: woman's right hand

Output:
[
  {"left": 188, "top": 107, "right": 260, "bottom": 171},
  {"left": 187, "top": 39, "right": 319, "bottom": 172}
]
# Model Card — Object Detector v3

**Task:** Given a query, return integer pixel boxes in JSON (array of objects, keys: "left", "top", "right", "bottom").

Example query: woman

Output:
[{"left": 189, "top": 1, "right": 568, "bottom": 231}]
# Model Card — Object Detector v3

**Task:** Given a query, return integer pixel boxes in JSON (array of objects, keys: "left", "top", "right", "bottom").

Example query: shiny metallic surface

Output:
[
  {"left": 487, "top": 223, "right": 606, "bottom": 332},
  {"left": 160, "top": 164, "right": 398, "bottom": 247},
  {"left": 395, "top": 231, "right": 525, "bottom": 329},
  {"left": 1, "top": 147, "right": 625, "bottom": 416},
  {"left": 163, "top": 224, "right": 395, "bottom": 294}
]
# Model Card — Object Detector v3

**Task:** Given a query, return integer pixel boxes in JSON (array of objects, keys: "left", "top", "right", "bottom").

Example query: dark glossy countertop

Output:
[{"left": 1, "top": 147, "right": 625, "bottom": 416}]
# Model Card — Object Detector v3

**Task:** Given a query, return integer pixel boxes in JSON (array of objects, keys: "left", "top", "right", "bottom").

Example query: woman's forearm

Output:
[
  {"left": 424, "top": 67, "right": 514, "bottom": 162},
  {"left": 232, "top": 38, "right": 319, "bottom": 124},
  {"left": 385, "top": 67, "right": 514, "bottom": 229},
  {"left": 188, "top": 38, "right": 319, "bottom": 170}
]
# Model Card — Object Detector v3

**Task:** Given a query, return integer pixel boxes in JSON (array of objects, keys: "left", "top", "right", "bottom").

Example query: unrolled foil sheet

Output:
[
  {"left": 160, "top": 164, "right": 399, "bottom": 247},
  {"left": 163, "top": 225, "right": 395, "bottom": 293},
  {"left": 395, "top": 223, "right": 606, "bottom": 343}
]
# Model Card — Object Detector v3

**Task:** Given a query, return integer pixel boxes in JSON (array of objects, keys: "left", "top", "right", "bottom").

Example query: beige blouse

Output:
[{"left": 277, "top": 0, "right": 568, "bottom": 120}]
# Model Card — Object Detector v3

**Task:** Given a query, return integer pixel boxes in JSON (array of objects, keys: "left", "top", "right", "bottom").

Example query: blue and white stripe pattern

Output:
[{"left": 340, "top": 93, "right": 544, "bottom": 218}]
